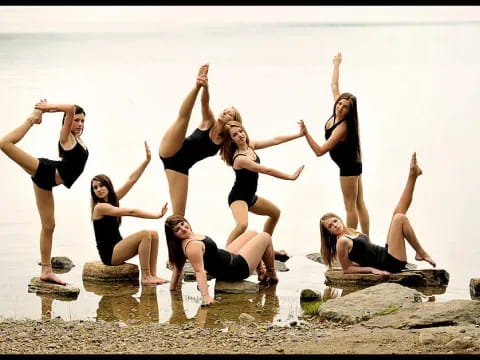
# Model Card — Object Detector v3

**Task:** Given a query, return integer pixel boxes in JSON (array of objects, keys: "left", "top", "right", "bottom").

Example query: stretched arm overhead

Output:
[
  {"left": 186, "top": 241, "right": 216, "bottom": 305},
  {"left": 234, "top": 155, "right": 304, "bottom": 181},
  {"left": 331, "top": 52, "right": 342, "bottom": 102},
  {"left": 93, "top": 202, "right": 168, "bottom": 220},
  {"left": 34, "top": 100, "right": 76, "bottom": 146},
  {"left": 116, "top": 141, "right": 151, "bottom": 200},
  {"left": 336, "top": 236, "right": 390, "bottom": 275},
  {"left": 251, "top": 130, "right": 304, "bottom": 150},
  {"left": 299, "top": 119, "right": 346, "bottom": 157}
]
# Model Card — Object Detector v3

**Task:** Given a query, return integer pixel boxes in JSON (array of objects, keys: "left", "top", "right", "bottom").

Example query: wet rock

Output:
[
  {"left": 28, "top": 277, "right": 80, "bottom": 299},
  {"left": 300, "top": 289, "right": 321, "bottom": 301},
  {"left": 82, "top": 261, "right": 139, "bottom": 282},
  {"left": 470, "top": 278, "right": 480, "bottom": 299},
  {"left": 177, "top": 263, "right": 214, "bottom": 282},
  {"left": 306, "top": 253, "right": 324, "bottom": 264},
  {"left": 38, "top": 256, "right": 74, "bottom": 269},
  {"left": 238, "top": 313, "right": 255, "bottom": 324},
  {"left": 215, "top": 280, "right": 259, "bottom": 294},
  {"left": 274, "top": 260, "right": 289, "bottom": 272},
  {"left": 317, "top": 283, "right": 421, "bottom": 324}
]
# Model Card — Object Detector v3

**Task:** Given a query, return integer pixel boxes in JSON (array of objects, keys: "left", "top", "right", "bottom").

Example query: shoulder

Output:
[
  {"left": 93, "top": 203, "right": 113, "bottom": 215},
  {"left": 336, "top": 235, "right": 351, "bottom": 248}
]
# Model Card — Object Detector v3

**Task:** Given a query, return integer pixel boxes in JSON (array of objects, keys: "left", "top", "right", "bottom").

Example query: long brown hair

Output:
[
  {"left": 90, "top": 174, "right": 121, "bottom": 225},
  {"left": 319, "top": 212, "right": 344, "bottom": 268},
  {"left": 59, "top": 105, "right": 86, "bottom": 158},
  {"left": 164, "top": 215, "right": 191, "bottom": 272},
  {"left": 219, "top": 120, "right": 251, "bottom": 166},
  {"left": 331, "top": 93, "right": 361, "bottom": 162}
]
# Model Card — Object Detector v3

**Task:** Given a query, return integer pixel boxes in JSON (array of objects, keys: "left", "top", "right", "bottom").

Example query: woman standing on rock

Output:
[
  {"left": 220, "top": 120, "right": 304, "bottom": 261},
  {"left": 159, "top": 64, "right": 242, "bottom": 216},
  {"left": 320, "top": 153, "right": 436, "bottom": 275},
  {"left": 165, "top": 214, "right": 278, "bottom": 305},
  {"left": 0, "top": 100, "right": 88, "bottom": 285},
  {"left": 299, "top": 52, "right": 370, "bottom": 235},
  {"left": 91, "top": 141, "right": 169, "bottom": 286}
]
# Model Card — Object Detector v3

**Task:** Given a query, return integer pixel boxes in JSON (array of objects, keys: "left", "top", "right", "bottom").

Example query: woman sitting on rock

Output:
[
  {"left": 91, "top": 141, "right": 169, "bottom": 286},
  {"left": 165, "top": 214, "right": 278, "bottom": 305},
  {"left": 320, "top": 153, "right": 436, "bottom": 275}
]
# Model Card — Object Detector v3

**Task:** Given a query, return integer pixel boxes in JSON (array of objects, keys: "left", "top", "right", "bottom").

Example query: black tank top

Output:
[
  {"left": 184, "top": 127, "right": 220, "bottom": 165},
  {"left": 57, "top": 140, "right": 89, "bottom": 188},
  {"left": 324, "top": 118, "right": 358, "bottom": 168},
  {"left": 347, "top": 234, "right": 385, "bottom": 268},
  {"left": 231, "top": 151, "right": 260, "bottom": 196},
  {"left": 185, "top": 236, "right": 233, "bottom": 279},
  {"left": 93, "top": 215, "right": 122, "bottom": 250}
]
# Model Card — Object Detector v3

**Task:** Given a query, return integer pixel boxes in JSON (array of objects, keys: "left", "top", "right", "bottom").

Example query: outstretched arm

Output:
[
  {"left": 34, "top": 100, "right": 76, "bottom": 146},
  {"left": 116, "top": 141, "right": 151, "bottom": 200},
  {"left": 186, "top": 242, "right": 217, "bottom": 305},
  {"left": 94, "top": 202, "right": 168, "bottom": 220},
  {"left": 299, "top": 120, "right": 346, "bottom": 157},
  {"left": 251, "top": 130, "right": 304, "bottom": 150},
  {"left": 234, "top": 156, "right": 304, "bottom": 181},
  {"left": 331, "top": 52, "right": 342, "bottom": 102}
]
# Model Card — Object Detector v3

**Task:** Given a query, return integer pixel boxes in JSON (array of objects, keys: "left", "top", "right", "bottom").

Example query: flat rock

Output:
[
  {"left": 215, "top": 280, "right": 259, "bottom": 294},
  {"left": 274, "top": 260, "right": 289, "bottom": 272},
  {"left": 82, "top": 261, "right": 139, "bottom": 282},
  {"left": 470, "top": 278, "right": 480, "bottom": 298},
  {"left": 300, "top": 289, "right": 321, "bottom": 301},
  {"left": 83, "top": 279, "right": 139, "bottom": 296},
  {"left": 28, "top": 277, "right": 80, "bottom": 299},
  {"left": 317, "top": 283, "right": 422, "bottom": 324}
]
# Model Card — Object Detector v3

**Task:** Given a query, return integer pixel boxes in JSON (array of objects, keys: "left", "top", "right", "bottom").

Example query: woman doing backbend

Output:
[
  {"left": 300, "top": 53, "right": 370, "bottom": 235},
  {"left": 165, "top": 214, "right": 278, "bottom": 305},
  {"left": 0, "top": 100, "right": 88, "bottom": 285},
  {"left": 91, "top": 141, "right": 169, "bottom": 286},
  {"left": 320, "top": 153, "right": 435, "bottom": 275}
]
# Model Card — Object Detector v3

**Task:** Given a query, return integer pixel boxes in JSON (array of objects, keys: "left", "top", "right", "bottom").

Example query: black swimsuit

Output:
[
  {"left": 160, "top": 127, "right": 220, "bottom": 175},
  {"left": 228, "top": 150, "right": 260, "bottom": 208},
  {"left": 31, "top": 140, "right": 89, "bottom": 191},
  {"left": 325, "top": 118, "right": 362, "bottom": 177},
  {"left": 347, "top": 234, "right": 407, "bottom": 273},
  {"left": 184, "top": 236, "right": 250, "bottom": 281},
  {"left": 93, "top": 215, "right": 123, "bottom": 266}
]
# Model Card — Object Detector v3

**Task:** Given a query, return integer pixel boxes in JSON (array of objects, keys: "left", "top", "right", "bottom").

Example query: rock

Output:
[
  {"left": 317, "top": 283, "right": 421, "bottom": 324},
  {"left": 446, "top": 337, "right": 474, "bottom": 350},
  {"left": 178, "top": 263, "right": 214, "bottom": 282},
  {"left": 28, "top": 277, "right": 80, "bottom": 299},
  {"left": 274, "top": 260, "right": 289, "bottom": 272},
  {"left": 238, "top": 313, "right": 255, "bottom": 324},
  {"left": 215, "top": 280, "right": 259, "bottom": 294},
  {"left": 300, "top": 289, "right": 321, "bottom": 301},
  {"left": 38, "top": 256, "right": 74, "bottom": 269},
  {"left": 83, "top": 279, "right": 139, "bottom": 296},
  {"left": 306, "top": 253, "right": 324, "bottom": 264},
  {"left": 470, "top": 278, "right": 480, "bottom": 299},
  {"left": 82, "top": 261, "right": 139, "bottom": 282},
  {"left": 419, "top": 332, "right": 436, "bottom": 345}
]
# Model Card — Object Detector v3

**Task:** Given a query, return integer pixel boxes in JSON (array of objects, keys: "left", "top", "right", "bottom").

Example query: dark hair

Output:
[
  {"left": 332, "top": 93, "right": 361, "bottom": 162},
  {"left": 164, "top": 215, "right": 191, "bottom": 272},
  {"left": 90, "top": 174, "right": 121, "bottom": 226},
  {"left": 219, "top": 120, "right": 250, "bottom": 166},
  {"left": 59, "top": 105, "right": 86, "bottom": 157},
  {"left": 319, "top": 212, "right": 343, "bottom": 268}
]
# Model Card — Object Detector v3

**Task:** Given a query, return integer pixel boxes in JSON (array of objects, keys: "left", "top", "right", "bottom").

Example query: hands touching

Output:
[
  {"left": 298, "top": 120, "right": 308, "bottom": 136},
  {"left": 196, "top": 64, "right": 209, "bottom": 88},
  {"left": 333, "top": 52, "right": 342, "bottom": 66}
]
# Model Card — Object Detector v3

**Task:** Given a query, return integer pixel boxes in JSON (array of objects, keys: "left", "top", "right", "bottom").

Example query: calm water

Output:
[{"left": 1, "top": 21, "right": 479, "bottom": 324}]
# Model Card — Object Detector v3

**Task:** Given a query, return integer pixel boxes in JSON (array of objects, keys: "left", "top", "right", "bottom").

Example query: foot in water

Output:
[
  {"left": 142, "top": 276, "right": 169, "bottom": 286},
  {"left": 415, "top": 253, "right": 436, "bottom": 268},
  {"left": 260, "top": 268, "right": 279, "bottom": 285},
  {"left": 256, "top": 262, "right": 266, "bottom": 281},
  {"left": 409, "top": 152, "right": 423, "bottom": 178},
  {"left": 274, "top": 250, "right": 289, "bottom": 262},
  {"left": 40, "top": 266, "right": 67, "bottom": 286}
]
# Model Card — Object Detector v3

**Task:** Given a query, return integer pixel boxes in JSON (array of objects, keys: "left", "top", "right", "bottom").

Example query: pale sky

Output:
[{"left": 0, "top": 6, "right": 479, "bottom": 32}]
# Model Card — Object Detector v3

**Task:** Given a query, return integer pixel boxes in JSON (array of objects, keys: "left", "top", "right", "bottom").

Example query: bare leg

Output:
[
  {"left": 33, "top": 184, "right": 66, "bottom": 285},
  {"left": 226, "top": 229, "right": 265, "bottom": 280},
  {"left": 148, "top": 230, "right": 168, "bottom": 284},
  {"left": 111, "top": 230, "right": 168, "bottom": 285},
  {"left": 392, "top": 152, "right": 423, "bottom": 216},
  {"left": 226, "top": 200, "right": 249, "bottom": 246},
  {"left": 355, "top": 176, "right": 370, "bottom": 235},
  {"left": 165, "top": 170, "right": 188, "bottom": 216},
  {"left": 339, "top": 176, "right": 359, "bottom": 231}
]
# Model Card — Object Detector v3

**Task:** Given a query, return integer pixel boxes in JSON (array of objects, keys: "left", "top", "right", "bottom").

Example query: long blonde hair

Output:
[{"left": 319, "top": 213, "right": 345, "bottom": 268}]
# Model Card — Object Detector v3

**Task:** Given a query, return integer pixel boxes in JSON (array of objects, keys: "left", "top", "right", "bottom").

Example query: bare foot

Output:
[
  {"left": 260, "top": 269, "right": 279, "bottom": 285},
  {"left": 142, "top": 276, "right": 169, "bottom": 286},
  {"left": 28, "top": 109, "right": 43, "bottom": 125},
  {"left": 152, "top": 276, "right": 169, "bottom": 285},
  {"left": 256, "top": 262, "right": 266, "bottom": 281},
  {"left": 415, "top": 253, "right": 436, "bottom": 268},
  {"left": 40, "top": 269, "right": 67, "bottom": 286},
  {"left": 409, "top": 152, "right": 423, "bottom": 178},
  {"left": 198, "top": 63, "right": 209, "bottom": 77}
]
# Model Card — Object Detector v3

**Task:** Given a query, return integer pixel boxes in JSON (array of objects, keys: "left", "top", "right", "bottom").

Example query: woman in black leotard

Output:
[
  {"left": 165, "top": 214, "right": 278, "bottom": 305},
  {"left": 320, "top": 153, "right": 436, "bottom": 275},
  {"left": 91, "top": 141, "right": 169, "bottom": 286},
  {"left": 299, "top": 53, "right": 370, "bottom": 235},
  {"left": 220, "top": 120, "right": 304, "bottom": 263},
  {"left": 159, "top": 64, "right": 242, "bottom": 216},
  {"left": 0, "top": 100, "right": 88, "bottom": 285}
]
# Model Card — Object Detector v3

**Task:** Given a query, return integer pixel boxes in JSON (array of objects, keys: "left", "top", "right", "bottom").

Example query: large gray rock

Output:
[
  {"left": 28, "top": 277, "right": 80, "bottom": 299},
  {"left": 317, "top": 283, "right": 422, "bottom": 324},
  {"left": 470, "top": 278, "right": 480, "bottom": 299},
  {"left": 215, "top": 280, "right": 259, "bottom": 294},
  {"left": 82, "top": 261, "right": 139, "bottom": 282}
]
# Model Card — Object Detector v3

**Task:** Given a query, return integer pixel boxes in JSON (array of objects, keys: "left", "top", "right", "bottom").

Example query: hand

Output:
[
  {"left": 158, "top": 202, "right": 168, "bottom": 219},
  {"left": 291, "top": 165, "right": 305, "bottom": 180},
  {"left": 298, "top": 120, "right": 308, "bottom": 136},
  {"left": 333, "top": 52, "right": 342, "bottom": 66},
  {"left": 196, "top": 64, "right": 209, "bottom": 88},
  {"left": 34, "top": 99, "right": 53, "bottom": 113},
  {"left": 144, "top": 141, "right": 151, "bottom": 162},
  {"left": 371, "top": 268, "right": 390, "bottom": 275},
  {"left": 201, "top": 295, "right": 217, "bottom": 306}
]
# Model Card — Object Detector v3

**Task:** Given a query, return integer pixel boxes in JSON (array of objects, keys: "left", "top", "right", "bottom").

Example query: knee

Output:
[
  {"left": 259, "top": 231, "right": 272, "bottom": 243},
  {"left": 141, "top": 230, "right": 152, "bottom": 241},
  {"left": 271, "top": 207, "right": 281, "bottom": 221},
  {"left": 392, "top": 213, "right": 408, "bottom": 224},
  {"left": 343, "top": 200, "right": 357, "bottom": 211},
  {"left": 41, "top": 221, "right": 55, "bottom": 234},
  {"left": 244, "top": 230, "right": 258, "bottom": 238},
  {"left": 149, "top": 230, "right": 159, "bottom": 241}
]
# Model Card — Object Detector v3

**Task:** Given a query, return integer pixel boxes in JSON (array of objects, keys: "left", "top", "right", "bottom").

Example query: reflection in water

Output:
[
  {"left": 327, "top": 284, "right": 444, "bottom": 300},
  {"left": 33, "top": 293, "right": 77, "bottom": 321}
]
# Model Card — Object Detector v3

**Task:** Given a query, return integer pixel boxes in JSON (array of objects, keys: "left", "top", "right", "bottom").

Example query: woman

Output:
[
  {"left": 159, "top": 64, "right": 242, "bottom": 216},
  {"left": 220, "top": 120, "right": 304, "bottom": 260},
  {"left": 165, "top": 214, "right": 278, "bottom": 305},
  {"left": 91, "top": 141, "right": 169, "bottom": 286},
  {"left": 0, "top": 100, "right": 88, "bottom": 285},
  {"left": 320, "top": 153, "right": 436, "bottom": 275},
  {"left": 299, "top": 52, "right": 370, "bottom": 235}
]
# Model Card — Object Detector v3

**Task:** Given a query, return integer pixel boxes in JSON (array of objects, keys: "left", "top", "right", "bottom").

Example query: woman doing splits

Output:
[
  {"left": 0, "top": 100, "right": 88, "bottom": 285},
  {"left": 159, "top": 64, "right": 242, "bottom": 216},
  {"left": 91, "top": 142, "right": 169, "bottom": 286},
  {"left": 320, "top": 153, "right": 436, "bottom": 275},
  {"left": 165, "top": 215, "right": 278, "bottom": 305},
  {"left": 300, "top": 53, "right": 370, "bottom": 235},
  {"left": 220, "top": 120, "right": 304, "bottom": 261}
]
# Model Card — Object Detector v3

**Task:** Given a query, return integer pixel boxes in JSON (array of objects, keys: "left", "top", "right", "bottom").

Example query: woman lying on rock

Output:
[
  {"left": 320, "top": 153, "right": 436, "bottom": 275},
  {"left": 91, "top": 141, "right": 169, "bottom": 286},
  {"left": 165, "top": 214, "right": 278, "bottom": 305}
]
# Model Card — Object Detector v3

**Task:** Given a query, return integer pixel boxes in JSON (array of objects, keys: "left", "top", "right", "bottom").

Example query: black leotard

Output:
[
  {"left": 228, "top": 151, "right": 260, "bottom": 208},
  {"left": 160, "top": 127, "right": 221, "bottom": 175},
  {"left": 347, "top": 234, "right": 407, "bottom": 273},
  {"left": 325, "top": 118, "right": 362, "bottom": 177},
  {"left": 185, "top": 236, "right": 250, "bottom": 281},
  {"left": 93, "top": 215, "right": 123, "bottom": 266}
]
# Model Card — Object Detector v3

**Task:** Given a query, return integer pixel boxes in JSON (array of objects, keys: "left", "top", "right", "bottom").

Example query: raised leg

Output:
[
  {"left": 165, "top": 170, "right": 189, "bottom": 216},
  {"left": 392, "top": 152, "right": 423, "bottom": 216},
  {"left": 339, "top": 176, "right": 359, "bottom": 231},
  {"left": 226, "top": 200, "right": 249, "bottom": 246},
  {"left": 226, "top": 229, "right": 265, "bottom": 280},
  {"left": 355, "top": 176, "right": 370, "bottom": 235}
]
